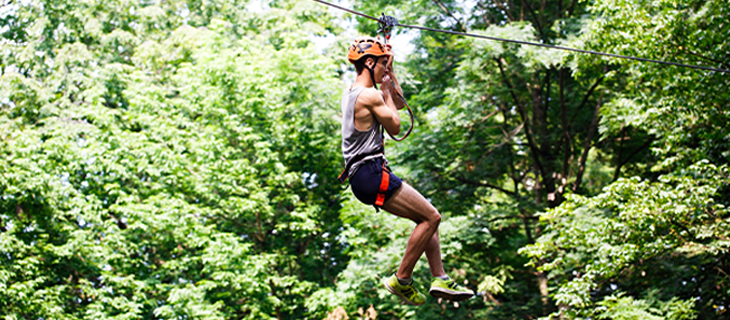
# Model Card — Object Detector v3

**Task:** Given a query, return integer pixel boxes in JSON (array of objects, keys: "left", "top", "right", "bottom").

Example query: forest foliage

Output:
[{"left": 0, "top": 0, "right": 728, "bottom": 319}]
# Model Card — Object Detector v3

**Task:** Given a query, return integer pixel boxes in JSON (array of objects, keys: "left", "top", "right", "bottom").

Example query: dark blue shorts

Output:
[{"left": 349, "top": 158, "right": 403, "bottom": 207}]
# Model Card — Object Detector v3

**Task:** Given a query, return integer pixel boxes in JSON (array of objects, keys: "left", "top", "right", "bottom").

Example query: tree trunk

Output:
[{"left": 538, "top": 271, "right": 549, "bottom": 312}]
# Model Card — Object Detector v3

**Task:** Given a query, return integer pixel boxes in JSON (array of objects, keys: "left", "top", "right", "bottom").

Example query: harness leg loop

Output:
[{"left": 375, "top": 164, "right": 390, "bottom": 207}]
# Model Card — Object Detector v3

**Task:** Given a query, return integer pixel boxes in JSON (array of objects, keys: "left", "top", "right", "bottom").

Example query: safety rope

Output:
[
  {"left": 310, "top": 0, "right": 730, "bottom": 74},
  {"left": 377, "top": 13, "right": 415, "bottom": 142}
]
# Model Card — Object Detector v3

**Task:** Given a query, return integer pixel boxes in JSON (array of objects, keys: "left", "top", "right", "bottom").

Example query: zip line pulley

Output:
[{"left": 378, "top": 13, "right": 398, "bottom": 42}]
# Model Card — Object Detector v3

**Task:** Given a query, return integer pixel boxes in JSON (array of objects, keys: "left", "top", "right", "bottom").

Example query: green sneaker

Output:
[
  {"left": 429, "top": 277, "right": 474, "bottom": 301},
  {"left": 383, "top": 274, "right": 427, "bottom": 306}
]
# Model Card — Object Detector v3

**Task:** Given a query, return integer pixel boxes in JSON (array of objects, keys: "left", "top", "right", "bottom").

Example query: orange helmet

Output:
[{"left": 347, "top": 36, "right": 388, "bottom": 63}]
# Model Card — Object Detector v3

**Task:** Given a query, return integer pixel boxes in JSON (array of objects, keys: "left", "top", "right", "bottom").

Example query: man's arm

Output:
[
  {"left": 382, "top": 75, "right": 405, "bottom": 110},
  {"left": 383, "top": 47, "right": 406, "bottom": 110},
  {"left": 361, "top": 88, "right": 401, "bottom": 135}
]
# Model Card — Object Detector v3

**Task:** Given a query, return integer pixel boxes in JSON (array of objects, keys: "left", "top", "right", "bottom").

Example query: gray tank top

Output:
[{"left": 341, "top": 86, "right": 386, "bottom": 178}]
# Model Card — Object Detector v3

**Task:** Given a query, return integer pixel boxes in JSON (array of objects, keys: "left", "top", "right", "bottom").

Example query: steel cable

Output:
[{"left": 311, "top": 0, "right": 730, "bottom": 74}]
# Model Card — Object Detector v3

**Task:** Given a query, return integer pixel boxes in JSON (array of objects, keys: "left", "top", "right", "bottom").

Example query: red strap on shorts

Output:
[{"left": 374, "top": 164, "right": 390, "bottom": 207}]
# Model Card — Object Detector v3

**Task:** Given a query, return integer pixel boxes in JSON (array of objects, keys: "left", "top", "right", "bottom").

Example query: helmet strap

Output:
[{"left": 365, "top": 56, "right": 380, "bottom": 90}]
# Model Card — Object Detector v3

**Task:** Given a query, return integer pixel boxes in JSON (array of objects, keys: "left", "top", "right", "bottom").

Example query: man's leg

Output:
[
  {"left": 425, "top": 232, "right": 447, "bottom": 278},
  {"left": 382, "top": 182, "right": 445, "bottom": 277},
  {"left": 382, "top": 182, "right": 474, "bottom": 303},
  {"left": 382, "top": 182, "right": 442, "bottom": 279}
]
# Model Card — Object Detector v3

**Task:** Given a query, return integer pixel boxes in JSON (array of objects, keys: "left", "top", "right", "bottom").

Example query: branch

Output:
[
  {"left": 669, "top": 218, "right": 695, "bottom": 240},
  {"left": 506, "top": 0, "right": 520, "bottom": 21},
  {"left": 613, "top": 128, "right": 626, "bottom": 182},
  {"left": 508, "top": 151, "right": 520, "bottom": 193},
  {"left": 458, "top": 108, "right": 521, "bottom": 162},
  {"left": 522, "top": 211, "right": 535, "bottom": 244},
  {"left": 484, "top": 291, "right": 504, "bottom": 305},
  {"left": 254, "top": 212, "right": 266, "bottom": 244},
  {"left": 560, "top": 68, "right": 571, "bottom": 182},
  {"left": 489, "top": 215, "right": 540, "bottom": 222},
  {"left": 464, "top": 108, "right": 500, "bottom": 130},
  {"left": 502, "top": 105, "right": 523, "bottom": 194},
  {"left": 495, "top": 58, "right": 527, "bottom": 121},
  {"left": 613, "top": 136, "right": 654, "bottom": 181},
  {"left": 459, "top": 107, "right": 500, "bottom": 153},
  {"left": 521, "top": 0, "right": 546, "bottom": 40},
  {"left": 492, "top": 0, "right": 516, "bottom": 22},
  {"left": 495, "top": 58, "right": 547, "bottom": 178},
  {"left": 476, "top": 2, "right": 494, "bottom": 26},
  {"left": 432, "top": 0, "right": 466, "bottom": 32},
  {"left": 568, "top": 75, "right": 604, "bottom": 126},
  {"left": 492, "top": 122, "right": 525, "bottom": 152},
  {"left": 269, "top": 279, "right": 282, "bottom": 320},
  {"left": 538, "top": 69, "right": 551, "bottom": 156},
  {"left": 670, "top": 39, "right": 730, "bottom": 69},
  {"left": 686, "top": 50, "right": 729, "bottom": 68},
  {"left": 558, "top": 0, "right": 563, "bottom": 18},
  {"left": 567, "top": 0, "right": 580, "bottom": 16},
  {"left": 572, "top": 95, "right": 602, "bottom": 192},
  {"left": 454, "top": 175, "right": 517, "bottom": 196},
  {"left": 424, "top": 185, "right": 457, "bottom": 199}
]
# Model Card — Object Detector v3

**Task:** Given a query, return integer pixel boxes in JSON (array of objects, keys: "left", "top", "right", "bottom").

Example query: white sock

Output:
[{"left": 437, "top": 275, "right": 450, "bottom": 281}]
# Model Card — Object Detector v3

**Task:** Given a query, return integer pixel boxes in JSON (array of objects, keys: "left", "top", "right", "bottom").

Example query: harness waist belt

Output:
[{"left": 337, "top": 148, "right": 384, "bottom": 184}]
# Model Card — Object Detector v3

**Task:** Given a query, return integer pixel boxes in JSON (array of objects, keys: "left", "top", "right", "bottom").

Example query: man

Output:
[{"left": 339, "top": 36, "right": 474, "bottom": 306}]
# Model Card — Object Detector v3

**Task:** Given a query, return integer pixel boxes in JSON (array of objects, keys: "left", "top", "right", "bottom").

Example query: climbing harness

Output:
[
  {"left": 334, "top": 152, "right": 391, "bottom": 209},
  {"left": 311, "top": 0, "right": 730, "bottom": 74},
  {"left": 337, "top": 149, "right": 384, "bottom": 184},
  {"left": 374, "top": 161, "right": 390, "bottom": 207}
]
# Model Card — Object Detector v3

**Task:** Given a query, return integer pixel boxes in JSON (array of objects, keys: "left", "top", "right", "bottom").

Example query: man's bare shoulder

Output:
[{"left": 357, "top": 88, "right": 384, "bottom": 109}]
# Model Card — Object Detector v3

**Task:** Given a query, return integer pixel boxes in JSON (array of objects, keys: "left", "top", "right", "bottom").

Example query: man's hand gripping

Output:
[{"left": 380, "top": 44, "right": 405, "bottom": 110}]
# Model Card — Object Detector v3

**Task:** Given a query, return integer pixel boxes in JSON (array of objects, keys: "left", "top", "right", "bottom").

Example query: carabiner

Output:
[{"left": 378, "top": 13, "right": 398, "bottom": 43}]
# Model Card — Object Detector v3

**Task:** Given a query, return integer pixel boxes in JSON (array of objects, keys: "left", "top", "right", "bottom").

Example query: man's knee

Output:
[{"left": 427, "top": 209, "right": 441, "bottom": 226}]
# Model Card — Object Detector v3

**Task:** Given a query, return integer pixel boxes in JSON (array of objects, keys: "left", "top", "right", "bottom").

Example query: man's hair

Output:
[{"left": 353, "top": 55, "right": 377, "bottom": 75}]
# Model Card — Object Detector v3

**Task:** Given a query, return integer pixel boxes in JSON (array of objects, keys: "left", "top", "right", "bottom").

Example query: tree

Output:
[
  {"left": 523, "top": 0, "right": 730, "bottom": 318},
  {"left": 1, "top": 0, "right": 348, "bottom": 318}
]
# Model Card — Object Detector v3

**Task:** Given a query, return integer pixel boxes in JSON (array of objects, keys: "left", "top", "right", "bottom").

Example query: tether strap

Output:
[
  {"left": 386, "top": 91, "right": 414, "bottom": 141},
  {"left": 374, "top": 163, "right": 390, "bottom": 207}
]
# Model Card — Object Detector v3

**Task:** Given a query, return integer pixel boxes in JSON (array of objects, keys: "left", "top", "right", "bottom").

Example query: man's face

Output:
[{"left": 372, "top": 56, "right": 389, "bottom": 83}]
